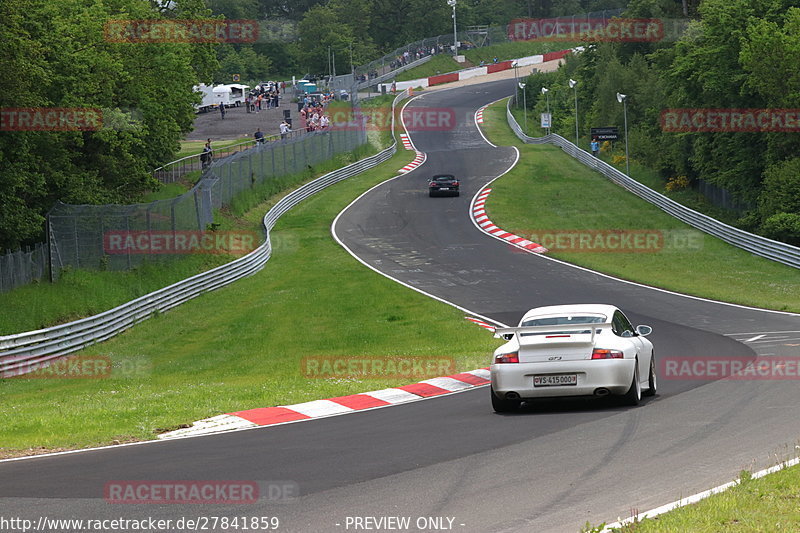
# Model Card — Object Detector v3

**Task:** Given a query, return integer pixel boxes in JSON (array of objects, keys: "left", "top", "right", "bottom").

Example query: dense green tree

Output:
[{"left": 0, "top": 0, "right": 217, "bottom": 249}]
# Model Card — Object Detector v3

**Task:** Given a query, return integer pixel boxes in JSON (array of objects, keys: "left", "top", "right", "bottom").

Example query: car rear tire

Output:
[
  {"left": 643, "top": 354, "right": 657, "bottom": 397},
  {"left": 621, "top": 359, "right": 641, "bottom": 406},
  {"left": 491, "top": 386, "right": 520, "bottom": 413}
]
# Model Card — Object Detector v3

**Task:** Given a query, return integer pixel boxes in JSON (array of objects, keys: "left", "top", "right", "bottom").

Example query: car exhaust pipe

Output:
[
  {"left": 594, "top": 388, "right": 610, "bottom": 397},
  {"left": 505, "top": 391, "right": 521, "bottom": 400}
]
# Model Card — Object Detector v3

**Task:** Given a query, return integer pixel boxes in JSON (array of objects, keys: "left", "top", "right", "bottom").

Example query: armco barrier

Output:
[
  {"left": 543, "top": 49, "right": 571, "bottom": 62},
  {"left": 505, "top": 99, "right": 800, "bottom": 269},
  {"left": 0, "top": 90, "right": 411, "bottom": 376},
  {"left": 487, "top": 61, "right": 514, "bottom": 74},
  {"left": 429, "top": 72, "right": 460, "bottom": 86}
]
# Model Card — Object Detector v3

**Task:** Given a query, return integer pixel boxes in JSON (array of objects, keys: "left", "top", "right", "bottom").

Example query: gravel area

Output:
[{"left": 187, "top": 97, "right": 299, "bottom": 141}]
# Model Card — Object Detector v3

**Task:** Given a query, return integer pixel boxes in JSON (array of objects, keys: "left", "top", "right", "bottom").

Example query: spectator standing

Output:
[
  {"left": 219, "top": 103, "right": 225, "bottom": 119},
  {"left": 201, "top": 139, "right": 213, "bottom": 169},
  {"left": 280, "top": 120, "right": 290, "bottom": 139},
  {"left": 254, "top": 128, "right": 265, "bottom": 143},
  {"left": 590, "top": 137, "right": 600, "bottom": 157}
]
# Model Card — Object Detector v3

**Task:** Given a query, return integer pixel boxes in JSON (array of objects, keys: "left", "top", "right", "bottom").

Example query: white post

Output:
[
  {"left": 569, "top": 79, "right": 578, "bottom": 146},
  {"left": 541, "top": 87, "right": 549, "bottom": 135},
  {"left": 617, "top": 92, "right": 629, "bottom": 175},
  {"left": 448, "top": 0, "right": 458, "bottom": 58}
]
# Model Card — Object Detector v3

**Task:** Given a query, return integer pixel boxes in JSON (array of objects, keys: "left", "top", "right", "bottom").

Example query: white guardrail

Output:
[
  {"left": 506, "top": 99, "right": 800, "bottom": 269},
  {"left": 0, "top": 90, "right": 410, "bottom": 376}
]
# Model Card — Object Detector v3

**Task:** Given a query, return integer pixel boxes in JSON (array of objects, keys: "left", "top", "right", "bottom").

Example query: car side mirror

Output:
[{"left": 635, "top": 325, "right": 652, "bottom": 336}]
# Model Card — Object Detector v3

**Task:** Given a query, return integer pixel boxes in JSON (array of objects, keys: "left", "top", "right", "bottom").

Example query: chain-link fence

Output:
[
  {"left": 42, "top": 109, "right": 366, "bottom": 284},
  {"left": 0, "top": 243, "right": 49, "bottom": 293}
]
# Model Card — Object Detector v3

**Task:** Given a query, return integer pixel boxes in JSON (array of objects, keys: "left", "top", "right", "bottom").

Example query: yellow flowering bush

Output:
[{"left": 666, "top": 175, "right": 690, "bottom": 191}]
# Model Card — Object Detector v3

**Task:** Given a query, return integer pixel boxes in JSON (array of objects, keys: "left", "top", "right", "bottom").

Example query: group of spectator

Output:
[
  {"left": 299, "top": 101, "right": 330, "bottom": 132},
  {"left": 357, "top": 43, "right": 460, "bottom": 82},
  {"left": 389, "top": 46, "right": 444, "bottom": 70},
  {"left": 201, "top": 81, "right": 343, "bottom": 170},
  {"left": 246, "top": 81, "right": 285, "bottom": 113}
]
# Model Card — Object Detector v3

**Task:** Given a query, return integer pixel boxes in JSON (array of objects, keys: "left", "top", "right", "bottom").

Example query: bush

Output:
[
  {"left": 758, "top": 157, "right": 800, "bottom": 218},
  {"left": 666, "top": 175, "right": 690, "bottom": 191},
  {"left": 760, "top": 212, "right": 800, "bottom": 246}
]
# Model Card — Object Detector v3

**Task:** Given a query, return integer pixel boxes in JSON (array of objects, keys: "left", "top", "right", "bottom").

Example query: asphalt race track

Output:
[{"left": 2, "top": 79, "right": 799, "bottom": 533}]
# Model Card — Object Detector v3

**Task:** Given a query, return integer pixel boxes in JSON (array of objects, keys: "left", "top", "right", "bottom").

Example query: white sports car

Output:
[{"left": 490, "top": 304, "right": 656, "bottom": 412}]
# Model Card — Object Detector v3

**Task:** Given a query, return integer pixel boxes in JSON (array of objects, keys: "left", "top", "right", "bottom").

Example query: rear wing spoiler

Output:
[{"left": 494, "top": 323, "right": 610, "bottom": 344}]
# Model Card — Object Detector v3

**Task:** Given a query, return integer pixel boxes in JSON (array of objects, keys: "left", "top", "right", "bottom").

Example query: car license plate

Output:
[
  {"left": 534, "top": 374, "right": 578, "bottom": 387},
  {"left": 439, "top": 187, "right": 449, "bottom": 190}
]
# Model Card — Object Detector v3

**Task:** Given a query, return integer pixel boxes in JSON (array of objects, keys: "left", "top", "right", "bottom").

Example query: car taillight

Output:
[
  {"left": 453, "top": 181, "right": 459, "bottom": 186},
  {"left": 591, "top": 348, "right": 624, "bottom": 359},
  {"left": 494, "top": 351, "right": 519, "bottom": 364},
  {"left": 429, "top": 182, "right": 436, "bottom": 187}
]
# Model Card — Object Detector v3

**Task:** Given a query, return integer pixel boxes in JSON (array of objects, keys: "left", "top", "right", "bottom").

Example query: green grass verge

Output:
[
  {"left": 462, "top": 40, "right": 579, "bottom": 64},
  {"left": 141, "top": 182, "right": 191, "bottom": 202},
  {"left": 594, "top": 466, "right": 800, "bottom": 532},
  {"left": 481, "top": 98, "right": 800, "bottom": 312},
  {"left": 0, "top": 98, "right": 499, "bottom": 454},
  {"left": 508, "top": 105, "right": 741, "bottom": 227},
  {"left": 395, "top": 55, "right": 465, "bottom": 82},
  {"left": 176, "top": 137, "right": 250, "bottom": 159}
]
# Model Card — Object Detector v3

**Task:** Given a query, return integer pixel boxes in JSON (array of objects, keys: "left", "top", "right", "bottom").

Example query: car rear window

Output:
[{"left": 521, "top": 315, "right": 606, "bottom": 327}]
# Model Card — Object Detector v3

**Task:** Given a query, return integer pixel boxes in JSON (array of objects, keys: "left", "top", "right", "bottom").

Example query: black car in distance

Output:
[{"left": 428, "top": 174, "right": 460, "bottom": 197}]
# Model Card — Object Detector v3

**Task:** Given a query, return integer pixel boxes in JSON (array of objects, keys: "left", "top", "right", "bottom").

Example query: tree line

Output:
[
  {"left": 208, "top": 0, "right": 629, "bottom": 80},
  {"left": 521, "top": 0, "right": 800, "bottom": 244},
  {"left": 0, "top": 0, "right": 217, "bottom": 250}
]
